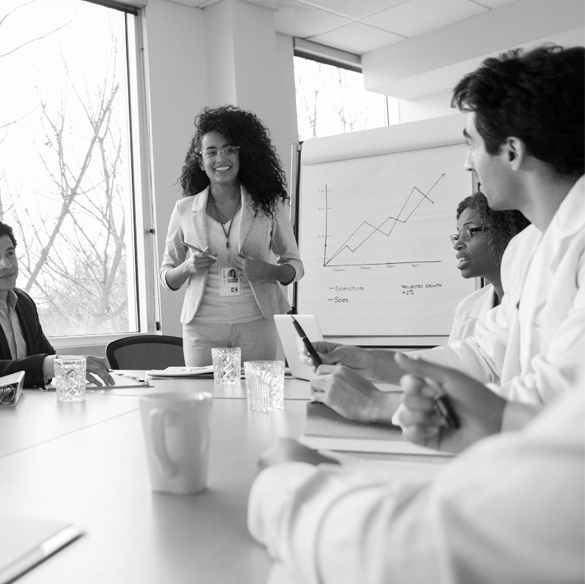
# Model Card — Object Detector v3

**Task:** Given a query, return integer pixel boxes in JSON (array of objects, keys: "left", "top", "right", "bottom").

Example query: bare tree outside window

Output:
[
  {"left": 294, "top": 56, "right": 395, "bottom": 141},
  {"left": 0, "top": 0, "right": 141, "bottom": 337}
]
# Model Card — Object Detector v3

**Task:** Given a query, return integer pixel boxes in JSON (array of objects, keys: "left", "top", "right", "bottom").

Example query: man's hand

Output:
[
  {"left": 257, "top": 438, "right": 340, "bottom": 472},
  {"left": 395, "top": 353, "right": 506, "bottom": 453},
  {"left": 310, "top": 364, "right": 400, "bottom": 425},
  {"left": 85, "top": 356, "right": 115, "bottom": 387},
  {"left": 299, "top": 341, "right": 374, "bottom": 378}
]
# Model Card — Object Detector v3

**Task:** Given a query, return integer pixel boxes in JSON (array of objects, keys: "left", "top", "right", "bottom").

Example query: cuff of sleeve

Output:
[{"left": 501, "top": 400, "right": 543, "bottom": 432}]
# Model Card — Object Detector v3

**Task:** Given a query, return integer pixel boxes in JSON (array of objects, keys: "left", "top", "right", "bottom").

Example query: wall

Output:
[
  {"left": 146, "top": 0, "right": 299, "bottom": 338},
  {"left": 364, "top": 0, "right": 585, "bottom": 122}
]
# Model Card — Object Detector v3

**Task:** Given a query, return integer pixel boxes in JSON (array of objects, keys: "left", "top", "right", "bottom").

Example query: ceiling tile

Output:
[
  {"left": 473, "top": 0, "right": 517, "bottom": 7},
  {"left": 270, "top": 3, "right": 352, "bottom": 38},
  {"left": 309, "top": 21, "right": 404, "bottom": 54},
  {"left": 362, "top": 0, "right": 487, "bottom": 37},
  {"left": 298, "top": 0, "right": 408, "bottom": 19}
]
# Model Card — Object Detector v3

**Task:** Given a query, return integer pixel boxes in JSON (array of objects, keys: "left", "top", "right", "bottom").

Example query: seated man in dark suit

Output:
[{"left": 0, "top": 220, "right": 113, "bottom": 388}]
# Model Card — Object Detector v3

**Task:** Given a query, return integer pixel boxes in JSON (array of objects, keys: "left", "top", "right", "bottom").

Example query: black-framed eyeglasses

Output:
[
  {"left": 450, "top": 227, "right": 483, "bottom": 244},
  {"left": 197, "top": 145, "right": 240, "bottom": 160}
]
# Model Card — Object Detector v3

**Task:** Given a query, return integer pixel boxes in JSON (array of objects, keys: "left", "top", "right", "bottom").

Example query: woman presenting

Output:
[{"left": 160, "top": 105, "right": 304, "bottom": 366}]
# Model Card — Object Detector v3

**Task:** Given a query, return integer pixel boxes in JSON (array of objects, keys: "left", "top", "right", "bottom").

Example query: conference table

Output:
[{"left": 0, "top": 373, "right": 444, "bottom": 583}]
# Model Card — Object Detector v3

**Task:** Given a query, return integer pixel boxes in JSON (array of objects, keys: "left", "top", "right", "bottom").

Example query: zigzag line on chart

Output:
[{"left": 324, "top": 173, "right": 445, "bottom": 266}]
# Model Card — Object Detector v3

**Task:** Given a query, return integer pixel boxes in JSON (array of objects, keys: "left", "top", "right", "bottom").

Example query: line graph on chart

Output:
[{"left": 321, "top": 173, "right": 447, "bottom": 267}]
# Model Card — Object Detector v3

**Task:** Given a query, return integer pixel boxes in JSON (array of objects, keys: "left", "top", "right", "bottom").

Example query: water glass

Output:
[
  {"left": 55, "top": 356, "right": 87, "bottom": 402},
  {"left": 244, "top": 360, "right": 284, "bottom": 412},
  {"left": 211, "top": 347, "right": 241, "bottom": 384}
]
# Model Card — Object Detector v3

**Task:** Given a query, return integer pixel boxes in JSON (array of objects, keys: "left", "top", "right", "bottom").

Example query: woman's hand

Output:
[{"left": 184, "top": 249, "right": 217, "bottom": 275}]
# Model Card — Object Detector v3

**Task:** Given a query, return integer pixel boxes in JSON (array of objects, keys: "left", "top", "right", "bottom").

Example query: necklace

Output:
[{"left": 209, "top": 195, "right": 241, "bottom": 253}]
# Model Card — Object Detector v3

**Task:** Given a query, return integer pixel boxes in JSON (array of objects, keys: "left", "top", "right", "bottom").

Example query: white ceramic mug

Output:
[{"left": 139, "top": 391, "right": 213, "bottom": 494}]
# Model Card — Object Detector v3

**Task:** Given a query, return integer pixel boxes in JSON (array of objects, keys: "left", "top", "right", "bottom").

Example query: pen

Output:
[
  {"left": 433, "top": 394, "right": 459, "bottom": 429},
  {"left": 291, "top": 316, "right": 322, "bottom": 367},
  {"left": 181, "top": 242, "right": 218, "bottom": 259}
]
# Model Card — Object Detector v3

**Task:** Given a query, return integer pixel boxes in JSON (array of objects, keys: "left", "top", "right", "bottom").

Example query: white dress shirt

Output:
[{"left": 248, "top": 388, "right": 585, "bottom": 584}]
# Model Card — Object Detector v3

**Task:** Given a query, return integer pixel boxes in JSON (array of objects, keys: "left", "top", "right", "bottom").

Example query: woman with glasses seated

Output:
[
  {"left": 448, "top": 192, "right": 529, "bottom": 342},
  {"left": 160, "top": 105, "right": 304, "bottom": 366}
]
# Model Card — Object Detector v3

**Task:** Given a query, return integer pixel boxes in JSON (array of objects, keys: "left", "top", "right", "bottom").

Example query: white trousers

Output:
[{"left": 182, "top": 318, "right": 278, "bottom": 367}]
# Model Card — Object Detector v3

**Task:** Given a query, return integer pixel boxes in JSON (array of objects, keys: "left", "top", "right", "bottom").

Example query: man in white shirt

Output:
[
  {"left": 248, "top": 377, "right": 584, "bottom": 584},
  {"left": 247, "top": 44, "right": 585, "bottom": 582},
  {"left": 304, "top": 44, "right": 584, "bottom": 446}
]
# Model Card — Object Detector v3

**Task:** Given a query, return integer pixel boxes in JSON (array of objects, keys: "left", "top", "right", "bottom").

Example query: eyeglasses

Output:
[
  {"left": 450, "top": 227, "right": 484, "bottom": 244},
  {"left": 198, "top": 145, "right": 240, "bottom": 160}
]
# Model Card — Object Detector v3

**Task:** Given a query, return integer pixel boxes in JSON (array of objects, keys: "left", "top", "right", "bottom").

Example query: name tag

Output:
[{"left": 219, "top": 267, "right": 241, "bottom": 296}]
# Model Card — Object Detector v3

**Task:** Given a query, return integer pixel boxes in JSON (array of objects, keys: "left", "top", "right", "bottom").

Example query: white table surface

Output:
[
  {"left": 0, "top": 375, "right": 446, "bottom": 583},
  {"left": 0, "top": 379, "right": 308, "bottom": 584}
]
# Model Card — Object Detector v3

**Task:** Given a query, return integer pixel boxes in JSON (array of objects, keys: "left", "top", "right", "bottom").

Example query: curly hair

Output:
[
  {"left": 452, "top": 44, "right": 584, "bottom": 176},
  {"left": 0, "top": 221, "right": 17, "bottom": 247},
  {"left": 456, "top": 193, "right": 530, "bottom": 262},
  {"left": 179, "top": 105, "right": 288, "bottom": 217}
]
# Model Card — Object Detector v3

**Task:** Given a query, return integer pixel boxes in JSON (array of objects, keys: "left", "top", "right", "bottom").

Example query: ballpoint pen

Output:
[
  {"left": 181, "top": 242, "right": 218, "bottom": 259},
  {"left": 291, "top": 316, "right": 322, "bottom": 367},
  {"left": 433, "top": 393, "right": 459, "bottom": 429}
]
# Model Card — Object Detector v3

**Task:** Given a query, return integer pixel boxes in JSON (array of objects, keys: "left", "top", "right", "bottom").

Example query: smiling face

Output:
[
  {"left": 198, "top": 131, "right": 240, "bottom": 189},
  {"left": 453, "top": 207, "right": 499, "bottom": 282},
  {"left": 0, "top": 235, "right": 18, "bottom": 298}
]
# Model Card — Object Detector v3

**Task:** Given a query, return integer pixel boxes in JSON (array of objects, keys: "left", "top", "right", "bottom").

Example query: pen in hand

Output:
[
  {"left": 291, "top": 316, "right": 322, "bottom": 367},
  {"left": 181, "top": 242, "right": 218, "bottom": 259},
  {"left": 433, "top": 393, "right": 459, "bottom": 429}
]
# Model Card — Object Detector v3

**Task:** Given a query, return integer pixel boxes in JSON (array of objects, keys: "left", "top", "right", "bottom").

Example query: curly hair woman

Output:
[
  {"left": 448, "top": 191, "right": 529, "bottom": 342},
  {"left": 160, "top": 105, "right": 304, "bottom": 366}
]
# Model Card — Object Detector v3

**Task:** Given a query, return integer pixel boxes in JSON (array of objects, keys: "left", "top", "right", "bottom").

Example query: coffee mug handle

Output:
[{"left": 149, "top": 408, "right": 178, "bottom": 477}]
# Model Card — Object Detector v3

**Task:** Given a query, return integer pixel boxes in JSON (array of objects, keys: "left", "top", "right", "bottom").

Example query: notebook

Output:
[
  {"left": 300, "top": 402, "right": 452, "bottom": 457},
  {"left": 274, "top": 314, "right": 323, "bottom": 381}
]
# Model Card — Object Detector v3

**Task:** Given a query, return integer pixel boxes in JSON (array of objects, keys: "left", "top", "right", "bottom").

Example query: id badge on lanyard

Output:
[{"left": 219, "top": 267, "right": 241, "bottom": 296}]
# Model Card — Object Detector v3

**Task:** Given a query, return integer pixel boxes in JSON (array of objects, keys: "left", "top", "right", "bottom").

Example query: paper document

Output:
[
  {"left": 146, "top": 366, "right": 215, "bottom": 378},
  {"left": 0, "top": 514, "right": 83, "bottom": 584},
  {"left": 300, "top": 403, "right": 452, "bottom": 457}
]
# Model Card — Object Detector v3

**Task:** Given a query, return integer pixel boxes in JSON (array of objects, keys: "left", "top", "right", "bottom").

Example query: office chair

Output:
[{"left": 106, "top": 335, "right": 185, "bottom": 370}]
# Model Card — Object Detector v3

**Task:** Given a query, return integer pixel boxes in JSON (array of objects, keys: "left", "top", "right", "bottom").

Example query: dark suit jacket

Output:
[{"left": 0, "top": 288, "right": 55, "bottom": 387}]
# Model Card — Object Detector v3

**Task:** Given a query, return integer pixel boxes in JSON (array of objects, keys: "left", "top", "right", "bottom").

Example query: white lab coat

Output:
[
  {"left": 416, "top": 176, "right": 585, "bottom": 425},
  {"left": 447, "top": 284, "right": 495, "bottom": 344},
  {"left": 248, "top": 387, "right": 585, "bottom": 584}
]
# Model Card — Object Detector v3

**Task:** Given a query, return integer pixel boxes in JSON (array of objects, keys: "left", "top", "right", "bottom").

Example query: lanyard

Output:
[{"left": 209, "top": 196, "right": 241, "bottom": 251}]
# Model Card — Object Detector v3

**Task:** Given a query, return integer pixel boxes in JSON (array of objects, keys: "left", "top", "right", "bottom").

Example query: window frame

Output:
[{"left": 46, "top": 0, "right": 158, "bottom": 350}]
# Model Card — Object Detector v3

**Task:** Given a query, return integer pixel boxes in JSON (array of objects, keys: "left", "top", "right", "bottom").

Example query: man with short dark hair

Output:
[
  {"left": 0, "top": 221, "right": 113, "bottom": 387},
  {"left": 302, "top": 44, "right": 584, "bottom": 448},
  {"left": 247, "top": 45, "right": 585, "bottom": 583}
]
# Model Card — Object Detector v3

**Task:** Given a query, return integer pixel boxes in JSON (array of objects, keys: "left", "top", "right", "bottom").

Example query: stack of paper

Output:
[
  {"left": 300, "top": 402, "right": 452, "bottom": 457},
  {"left": 146, "top": 366, "right": 215, "bottom": 379}
]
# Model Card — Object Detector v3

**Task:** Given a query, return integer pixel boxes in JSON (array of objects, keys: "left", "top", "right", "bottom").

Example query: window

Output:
[
  {"left": 294, "top": 54, "right": 399, "bottom": 141},
  {"left": 0, "top": 0, "right": 154, "bottom": 339}
]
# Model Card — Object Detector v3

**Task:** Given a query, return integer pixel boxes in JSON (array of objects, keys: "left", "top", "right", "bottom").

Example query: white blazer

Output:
[
  {"left": 160, "top": 186, "right": 304, "bottom": 324},
  {"left": 419, "top": 176, "right": 585, "bottom": 411}
]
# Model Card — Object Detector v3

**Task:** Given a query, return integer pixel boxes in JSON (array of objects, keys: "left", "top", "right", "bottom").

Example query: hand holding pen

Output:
[
  {"left": 291, "top": 316, "right": 322, "bottom": 366},
  {"left": 181, "top": 241, "right": 217, "bottom": 274},
  {"left": 394, "top": 353, "right": 507, "bottom": 454}
]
